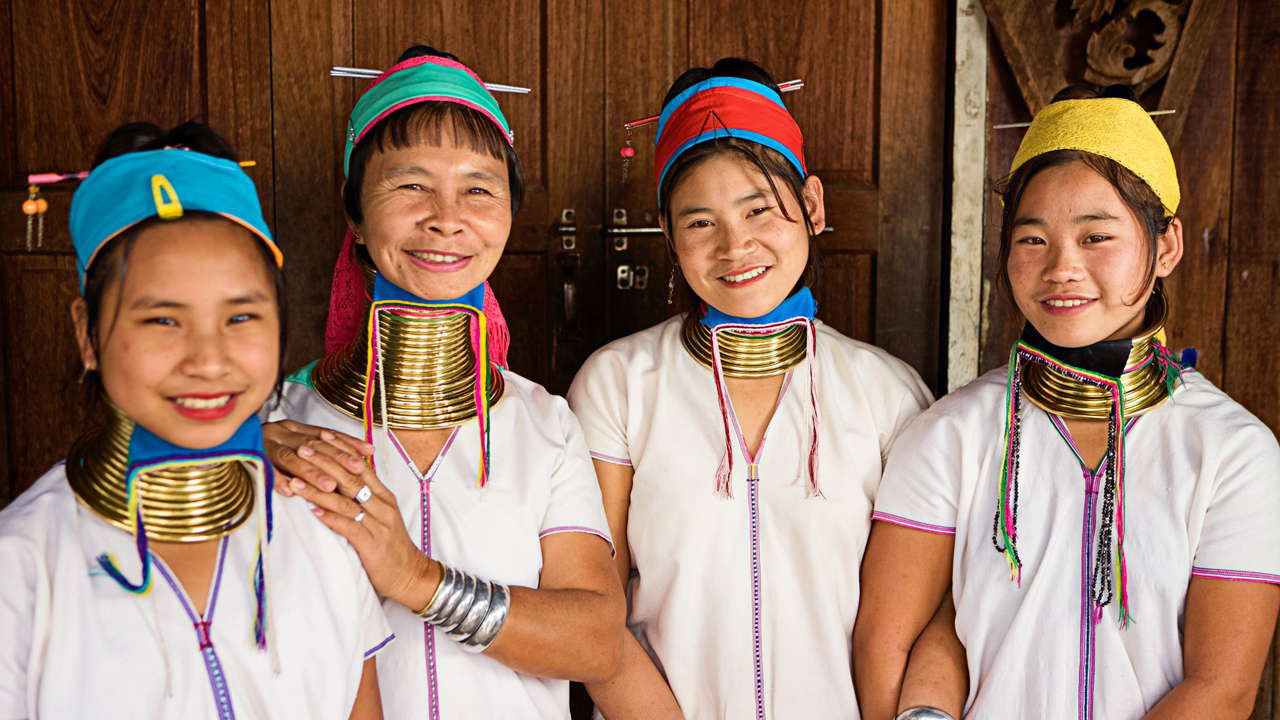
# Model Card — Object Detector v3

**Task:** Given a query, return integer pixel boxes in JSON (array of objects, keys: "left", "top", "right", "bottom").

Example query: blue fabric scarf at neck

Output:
[
  {"left": 372, "top": 272, "right": 485, "bottom": 311},
  {"left": 97, "top": 414, "right": 275, "bottom": 649},
  {"left": 700, "top": 286, "right": 817, "bottom": 328}
]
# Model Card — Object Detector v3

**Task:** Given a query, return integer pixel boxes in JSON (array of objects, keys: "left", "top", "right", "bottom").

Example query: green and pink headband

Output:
[{"left": 342, "top": 56, "right": 515, "bottom": 176}]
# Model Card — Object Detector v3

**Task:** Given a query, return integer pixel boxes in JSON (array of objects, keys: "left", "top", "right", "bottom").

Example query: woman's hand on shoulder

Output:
[
  {"left": 265, "top": 419, "right": 374, "bottom": 497},
  {"left": 264, "top": 419, "right": 442, "bottom": 610}
]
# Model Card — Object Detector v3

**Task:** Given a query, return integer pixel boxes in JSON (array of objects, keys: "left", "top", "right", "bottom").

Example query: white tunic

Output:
[
  {"left": 874, "top": 367, "right": 1280, "bottom": 720},
  {"left": 274, "top": 365, "right": 613, "bottom": 720},
  {"left": 567, "top": 316, "right": 932, "bottom": 720},
  {"left": 0, "top": 464, "right": 392, "bottom": 720}
]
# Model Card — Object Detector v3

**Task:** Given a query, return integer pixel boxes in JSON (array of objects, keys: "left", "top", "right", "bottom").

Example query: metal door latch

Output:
[{"left": 616, "top": 265, "right": 649, "bottom": 290}]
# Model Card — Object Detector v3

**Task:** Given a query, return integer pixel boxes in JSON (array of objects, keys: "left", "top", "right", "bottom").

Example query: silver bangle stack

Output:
[
  {"left": 415, "top": 563, "right": 511, "bottom": 653},
  {"left": 894, "top": 708, "right": 956, "bottom": 720}
]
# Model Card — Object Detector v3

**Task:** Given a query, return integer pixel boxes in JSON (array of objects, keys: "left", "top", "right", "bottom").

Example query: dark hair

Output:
[
  {"left": 343, "top": 45, "right": 526, "bottom": 225},
  {"left": 82, "top": 121, "right": 288, "bottom": 400},
  {"left": 658, "top": 58, "right": 819, "bottom": 316},
  {"left": 995, "top": 85, "right": 1173, "bottom": 310}
]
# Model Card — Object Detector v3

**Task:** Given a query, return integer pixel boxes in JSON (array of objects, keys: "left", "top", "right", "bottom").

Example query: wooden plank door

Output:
[{"left": 600, "top": 0, "right": 948, "bottom": 390}]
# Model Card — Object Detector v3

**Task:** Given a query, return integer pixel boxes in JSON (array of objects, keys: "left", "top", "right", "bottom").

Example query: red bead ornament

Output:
[{"left": 620, "top": 147, "right": 635, "bottom": 158}]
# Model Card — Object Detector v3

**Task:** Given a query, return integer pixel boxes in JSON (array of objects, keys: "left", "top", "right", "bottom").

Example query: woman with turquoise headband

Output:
[
  {"left": 263, "top": 46, "right": 624, "bottom": 718},
  {"left": 566, "top": 58, "right": 962, "bottom": 719},
  {"left": 0, "top": 122, "right": 390, "bottom": 719}
]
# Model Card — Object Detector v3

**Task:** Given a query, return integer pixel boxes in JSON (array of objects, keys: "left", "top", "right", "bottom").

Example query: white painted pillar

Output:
[{"left": 948, "top": 0, "right": 989, "bottom": 392}]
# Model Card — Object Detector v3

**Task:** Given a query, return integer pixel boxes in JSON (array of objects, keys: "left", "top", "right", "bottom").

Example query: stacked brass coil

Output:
[
  {"left": 680, "top": 314, "right": 809, "bottom": 378},
  {"left": 67, "top": 405, "right": 254, "bottom": 542},
  {"left": 312, "top": 258, "right": 503, "bottom": 428},
  {"left": 1022, "top": 286, "right": 1173, "bottom": 420}
]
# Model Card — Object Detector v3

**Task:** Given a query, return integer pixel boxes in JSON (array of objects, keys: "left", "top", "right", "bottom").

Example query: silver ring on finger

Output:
[
  {"left": 354, "top": 511, "right": 365, "bottom": 523},
  {"left": 355, "top": 485, "right": 373, "bottom": 504}
]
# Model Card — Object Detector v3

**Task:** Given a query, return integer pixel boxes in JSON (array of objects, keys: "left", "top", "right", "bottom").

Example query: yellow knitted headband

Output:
[{"left": 1010, "top": 97, "right": 1179, "bottom": 216}]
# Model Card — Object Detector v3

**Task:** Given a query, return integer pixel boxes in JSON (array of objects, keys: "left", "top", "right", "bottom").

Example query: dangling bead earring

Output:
[
  {"left": 667, "top": 265, "right": 677, "bottom": 305},
  {"left": 620, "top": 125, "right": 636, "bottom": 183},
  {"left": 22, "top": 185, "right": 48, "bottom": 251}
]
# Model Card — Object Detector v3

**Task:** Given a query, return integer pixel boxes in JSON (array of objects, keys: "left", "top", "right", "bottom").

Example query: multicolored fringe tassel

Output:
[
  {"left": 98, "top": 452, "right": 275, "bottom": 649},
  {"left": 708, "top": 317, "right": 820, "bottom": 499},
  {"left": 363, "top": 300, "right": 494, "bottom": 488},
  {"left": 993, "top": 341, "right": 1142, "bottom": 627}
]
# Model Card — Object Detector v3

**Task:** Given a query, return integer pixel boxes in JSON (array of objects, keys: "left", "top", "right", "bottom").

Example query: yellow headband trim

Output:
[{"left": 1010, "top": 98, "right": 1179, "bottom": 216}]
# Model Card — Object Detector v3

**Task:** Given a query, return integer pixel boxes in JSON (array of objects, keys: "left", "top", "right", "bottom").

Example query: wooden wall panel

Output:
[
  {"left": 978, "top": 30, "right": 1031, "bottom": 374},
  {"left": 269, "top": 0, "right": 352, "bottom": 372},
  {"left": 1163, "top": 0, "right": 1237, "bottom": 387},
  {"left": 602, "top": 0, "right": 689, "bottom": 342},
  {"left": 876, "top": 0, "right": 948, "bottom": 390},
  {"left": 206, "top": 0, "right": 276, "bottom": 226},
  {"left": 546, "top": 0, "right": 606, "bottom": 392},
  {"left": 0, "top": 0, "right": 16, "bottom": 186},
  {"left": 1225, "top": 0, "right": 1280, "bottom": 429},
  {"left": 11, "top": 0, "right": 204, "bottom": 174},
  {"left": 816, "top": 250, "right": 874, "bottom": 342},
  {"left": 1, "top": 254, "right": 92, "bottom": 501},
  {"left": 687, "top": 0, "right": 877, "bottom": 186}
]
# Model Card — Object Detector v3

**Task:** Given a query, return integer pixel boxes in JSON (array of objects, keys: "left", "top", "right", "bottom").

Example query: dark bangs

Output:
[{"left": 344, "top": 101, "right": 525, "bottom": 223}]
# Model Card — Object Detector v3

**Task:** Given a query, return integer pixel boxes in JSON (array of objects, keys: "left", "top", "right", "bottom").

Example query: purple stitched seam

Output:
[
  {"left": 364, "top": 633, "right": 396, "bottom": 658},
  {"left": 722, "top": 374, "right": 790, "bottom": 720},
  {"left": 749, "top": 468, "right": 765, "bottom": 720},
  {"left": 155, "top": 540, "right": 236, "bottom": 720},
  {"left": 870, "top": 511, "right": 956, "bottom": 536},
  {"left": 1051, "top": 414, "right": 1130, "bottom": 720},
  {"left": 398, "top": 426, "right": 459, "bottom": 720}
]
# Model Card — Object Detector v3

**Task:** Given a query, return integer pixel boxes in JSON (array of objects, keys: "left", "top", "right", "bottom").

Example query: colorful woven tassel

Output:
[{"left": 995, "top": 342, "right": 1140, "bottom": 626}]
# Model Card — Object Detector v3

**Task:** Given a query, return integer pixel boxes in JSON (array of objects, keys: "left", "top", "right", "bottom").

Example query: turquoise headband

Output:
[
  {"left": 69, "top": 149, "right": 279, "bottom": 292},
  {"left": 344, "top": 56, "right": 513, "bottom": 176}
]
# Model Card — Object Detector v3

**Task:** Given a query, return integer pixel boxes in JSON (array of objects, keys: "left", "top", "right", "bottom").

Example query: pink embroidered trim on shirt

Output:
[
  {"left": 1192, "top": 567, "right": 1280, "bottom": 584},
  {"left": 589, "top": 451, "right": 631, "bottom": 466},
  {"left": 871, "top": 511, "right": 956, "bottom": 536},
  {"left": 538, "top": 526, "right": 616, "bottom": 557}
]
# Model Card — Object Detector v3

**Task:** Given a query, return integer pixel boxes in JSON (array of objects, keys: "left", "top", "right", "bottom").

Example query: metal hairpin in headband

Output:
[
  {"left": 993, "top": 108, "right": 1175, "bottom": 130},
  {"left": 622, "top": 78, "right": 804, "bottom": 131},
  {"left": 20, "top": 161, "right": 259, "bottom": 250},
  {"left": 617, "top": 78, "right": 804, "bottom": 182},
  {"left": 330, "top": 67, "right": 531, "bottom": 94}
]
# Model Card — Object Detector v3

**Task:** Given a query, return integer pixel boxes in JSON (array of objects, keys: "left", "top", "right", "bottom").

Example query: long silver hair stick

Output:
[
  {"left": 623, "top": 79, "right": 804, "bottom": 131},
  {"left": 993, "top": 108, "right": 1175, "bottom": 130},
  {"left": 330, "top": 66, "right": 531, "bottom": 93}
]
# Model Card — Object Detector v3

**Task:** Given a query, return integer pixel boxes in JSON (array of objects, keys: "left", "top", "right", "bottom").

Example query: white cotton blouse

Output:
[
  {"left": 567, "top": 316, "right": 932, "bottom": 720},
  {"left": 0, "top": 463, "right": 392, "bottom": 720},
  {"left": 274, "top": 365, "right": 613, "bottom": 720},
  {"left": 874, "top": 367, "right": 1280, "bottom": 720}
]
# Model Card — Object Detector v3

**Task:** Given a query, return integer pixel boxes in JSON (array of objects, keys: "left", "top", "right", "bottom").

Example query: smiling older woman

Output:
[
  {"left": 565, "top": 59, "right": 956, "bottom": 720},
  {"left": 262, "top": 46, "right": 624, "bottom": 719},
  {"left": 856, "top": 85, "right": 1280, "bottom": 720}
]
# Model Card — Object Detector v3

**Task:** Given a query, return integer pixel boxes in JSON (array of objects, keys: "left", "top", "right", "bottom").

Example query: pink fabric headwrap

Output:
[{"left": 324, "top": 229, "right": 510, "bottom": 368}]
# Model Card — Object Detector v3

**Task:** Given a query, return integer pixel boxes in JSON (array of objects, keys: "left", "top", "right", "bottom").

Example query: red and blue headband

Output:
[{"left": 654, "top": 77, "right": 806, "bottom": 203}]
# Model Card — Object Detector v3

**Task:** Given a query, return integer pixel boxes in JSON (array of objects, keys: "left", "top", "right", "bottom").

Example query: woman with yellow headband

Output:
[
  {"left": 855, "top": 85, "right": 1280, "bottom": 720},
  {"left": 262, "top": 45, "right": 625, "bottom": 719},
  {"left": 0, "top": 122, "right": 390, "bottom": 719}
]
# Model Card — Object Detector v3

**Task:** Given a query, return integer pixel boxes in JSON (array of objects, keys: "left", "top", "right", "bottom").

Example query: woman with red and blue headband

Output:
[
  {"left": 567, "top": 58, "right": 961, "bottom": 719},
  {"left": 261, "top": 46, "right": 625, "bottom": 719},
  {"left": 0, "top": 122, "right": 391, "bottom": 719},
  {"left": 857, "top": 85, "right": 1280, "bottom": 720}
]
